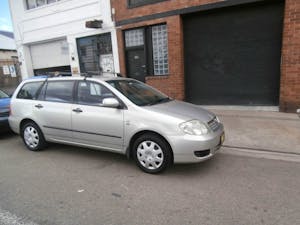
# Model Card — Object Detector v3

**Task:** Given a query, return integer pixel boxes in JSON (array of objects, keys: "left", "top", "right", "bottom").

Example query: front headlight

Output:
[{"left": 179, "top": 120, "right": 209, "bottom": 135}]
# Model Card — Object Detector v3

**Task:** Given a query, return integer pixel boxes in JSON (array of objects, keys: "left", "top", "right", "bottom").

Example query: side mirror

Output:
[
  {"left": 297, "top": 109, "right": 300, "bottom": 118},
  {"left": 102, "top": 98, "right": 120, "bottom": 108}
]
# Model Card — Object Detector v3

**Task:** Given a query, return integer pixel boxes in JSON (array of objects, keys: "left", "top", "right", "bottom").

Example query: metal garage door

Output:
[
  {"left": 30, "top": 39, "right": 70, "bottom": 70},
  {"left": 183, "top": 1, "right": 284, "bottom": 105}
]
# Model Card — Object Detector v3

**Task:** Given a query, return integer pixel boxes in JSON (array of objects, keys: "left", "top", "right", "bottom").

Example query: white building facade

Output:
[{"left": 9, "top": 0, "right": 119, "bottom": 79}]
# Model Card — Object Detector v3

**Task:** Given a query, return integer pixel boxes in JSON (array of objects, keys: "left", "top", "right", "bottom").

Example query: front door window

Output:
[{"left": 77, "top": 81, "right": 114, "bottom": 105}]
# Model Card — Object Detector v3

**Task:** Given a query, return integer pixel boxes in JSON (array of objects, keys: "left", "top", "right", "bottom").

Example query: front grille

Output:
[
  {"left": 208, "top": 117, "right": 220, "bottom": 132},
  {"left": 0, "top": 111, "right": 9, "bottom": 117}
]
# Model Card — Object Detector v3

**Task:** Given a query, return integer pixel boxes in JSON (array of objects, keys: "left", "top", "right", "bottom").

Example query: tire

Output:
[
  {"left": 132, "top": 133, "right": 172, "bottom": 174},
  {"left": 21, "top": 122, "right": 47, "bottom": 151}
]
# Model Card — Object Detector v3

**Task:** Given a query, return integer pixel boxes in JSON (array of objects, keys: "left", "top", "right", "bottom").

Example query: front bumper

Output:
[{"left": 169, "top": 124, "right": 225, "bottom": 163}]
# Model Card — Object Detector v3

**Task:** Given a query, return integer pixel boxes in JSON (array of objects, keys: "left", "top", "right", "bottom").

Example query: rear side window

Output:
[
  {"left": 45, "top": 81, "right": 75, "bottom": 103},
  {"left": 17, "top": 82, "right": 44, "bottom": 100}
]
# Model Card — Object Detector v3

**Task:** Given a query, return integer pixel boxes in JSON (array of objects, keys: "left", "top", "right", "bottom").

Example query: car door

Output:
[
  {"left": 33, "top": 80, "right": 74, "bottom": 141},
  {"left": 71, "top": 81, "right": 124, "bottom": 152}
]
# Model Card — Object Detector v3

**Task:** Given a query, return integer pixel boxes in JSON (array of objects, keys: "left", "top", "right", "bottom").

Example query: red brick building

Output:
[{"left": 111, "top": 0, "right": 300, "bottom": 112}]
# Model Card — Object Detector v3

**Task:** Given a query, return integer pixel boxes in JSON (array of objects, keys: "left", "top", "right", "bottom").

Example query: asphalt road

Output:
[{"left": 0, "top": 133, "right": 300, "bottom": 225}]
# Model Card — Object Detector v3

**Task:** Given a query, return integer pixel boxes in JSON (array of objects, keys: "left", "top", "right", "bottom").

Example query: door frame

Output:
[{"left": 124, "top": 27, "right": 147, "bottom": 82}]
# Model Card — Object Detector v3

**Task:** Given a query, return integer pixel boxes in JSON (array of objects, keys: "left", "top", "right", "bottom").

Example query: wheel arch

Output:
[
  {"left": 19, "top": 118, "right": 39, "bottom": 133},
  {"left": 126, "top": 130, "right": 174, "bottom": 163}
]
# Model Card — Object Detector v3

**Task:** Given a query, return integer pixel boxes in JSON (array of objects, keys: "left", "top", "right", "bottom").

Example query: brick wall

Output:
[
  {"left": 280, "top": 0, "right": 300, "bottom": 112},
  {"left": 113, "top": 0, "right": 300, "bottom": 112},
  {"left": 112, "top": 0, "right": 223, "bottom": 21}
]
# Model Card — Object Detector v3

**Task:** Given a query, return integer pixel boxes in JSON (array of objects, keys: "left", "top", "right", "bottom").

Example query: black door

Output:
[
  {"left": 183, "top": 1, "right": 284, "bottom": 105},
  {"left": 126, "top": 49, "right": 146, "bottom": 82}
]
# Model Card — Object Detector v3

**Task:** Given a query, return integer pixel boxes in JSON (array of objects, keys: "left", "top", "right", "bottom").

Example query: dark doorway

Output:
[
  {"left": 183, "top": 1, "right": 284, "bottom": 105},
  {"left": 126, "top": 49, "right": 146, "bottom": 82},
  {"left": 34, "top": 66, "right": 71, "bottom": 76}
]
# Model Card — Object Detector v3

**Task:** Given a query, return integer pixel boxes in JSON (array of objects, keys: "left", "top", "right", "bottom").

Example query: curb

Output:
[{"left": 221, "top": 146, "right": 300, "bottom": 163}]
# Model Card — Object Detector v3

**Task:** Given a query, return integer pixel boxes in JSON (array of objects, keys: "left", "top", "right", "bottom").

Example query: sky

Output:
[{"left": 0, "top": 0, "right": 13, "bottom": 32}]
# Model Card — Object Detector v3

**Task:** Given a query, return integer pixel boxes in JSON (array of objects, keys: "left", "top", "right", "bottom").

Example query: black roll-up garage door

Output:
[{"left": 183, "top": 1, "right": 284, "bottom": 105}]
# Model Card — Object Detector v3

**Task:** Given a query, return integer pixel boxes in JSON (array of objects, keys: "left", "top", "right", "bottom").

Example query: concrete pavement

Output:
[{"left": 210, "top": 109, "right": 300, "bottom": 156}]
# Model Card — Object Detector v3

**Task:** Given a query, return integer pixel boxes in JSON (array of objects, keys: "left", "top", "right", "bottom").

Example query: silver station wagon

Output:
[{"left": 9, "top": 77, "right": 225, "bottom": 173}]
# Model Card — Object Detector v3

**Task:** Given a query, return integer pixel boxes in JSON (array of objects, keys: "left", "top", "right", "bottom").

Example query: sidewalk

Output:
[{"left": 209, "top": 109, "right": 300, "bottom": 155}]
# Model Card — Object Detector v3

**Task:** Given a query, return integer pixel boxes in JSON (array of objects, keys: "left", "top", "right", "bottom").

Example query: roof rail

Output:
[{"left": 34, "top": 71, "right": 124, "bottom": 79}]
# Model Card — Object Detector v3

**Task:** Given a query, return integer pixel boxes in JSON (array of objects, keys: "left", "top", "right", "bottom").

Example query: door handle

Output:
[
  {"left": 35, "top": 104, "right": 43, "bottom": 109},
  {"left": 72, "top": 108, "right": 83, "bottom": 113}
]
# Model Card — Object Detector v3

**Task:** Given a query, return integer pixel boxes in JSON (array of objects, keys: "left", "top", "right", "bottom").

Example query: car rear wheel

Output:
[
  {"left": 133, "top": 134, "right": 172, "bottom": 174},
  {"left": 21, "top": 122, "right": 47, "bottom": 151}
]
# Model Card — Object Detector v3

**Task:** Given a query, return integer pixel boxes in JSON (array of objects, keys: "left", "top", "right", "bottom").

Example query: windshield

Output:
[
  {"left": 107, "top": 80, "right": 172, "bottom": 106},
  {"left": 0, "top": 90, "right": 9, "bottom": 99}
]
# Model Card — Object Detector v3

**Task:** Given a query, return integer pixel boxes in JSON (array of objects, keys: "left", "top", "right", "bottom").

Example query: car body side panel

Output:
[
  {"left": 123, "top": 105, "right": 184, "bottom": 151},
  {"left": 32, "top": 100, "right": 73, "bottom": 140},
  {"left": 71, "top": 104, "right": 124, "bottom": 152}
]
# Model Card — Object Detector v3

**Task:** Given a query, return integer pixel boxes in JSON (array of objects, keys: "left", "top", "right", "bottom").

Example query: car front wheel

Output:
[{"left": 133, "top": 134, "right": 172, "bottom": 174}]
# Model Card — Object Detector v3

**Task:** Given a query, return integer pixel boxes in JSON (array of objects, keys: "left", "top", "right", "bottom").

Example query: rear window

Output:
[
  {"left": 17, "top": 82, "right": 44, "bottom": 100},
  {"left": 45, "top": 81, "right": 74, "bottom": 103}
]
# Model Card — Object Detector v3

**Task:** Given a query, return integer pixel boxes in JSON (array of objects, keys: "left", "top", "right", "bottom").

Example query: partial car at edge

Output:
[{"left": 0, "top": 89, "right": 11, "bottom": 132}]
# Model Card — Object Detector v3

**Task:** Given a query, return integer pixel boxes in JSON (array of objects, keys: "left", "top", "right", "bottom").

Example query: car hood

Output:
[
  {"left": 0, "top": 98, "right": 10, "bottom": 111},
  {"left": 144, "top": 100, "right": 216, "bottom": 122}
]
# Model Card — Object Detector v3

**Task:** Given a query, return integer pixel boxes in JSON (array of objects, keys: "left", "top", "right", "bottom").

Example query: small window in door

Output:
[{"left": 77, "top": 81, "right": 114, "bottom": 106}]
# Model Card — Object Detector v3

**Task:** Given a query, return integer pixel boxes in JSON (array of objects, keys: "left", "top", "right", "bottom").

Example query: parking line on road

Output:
[
  {"left": 221, "top": 146, "right": 300, "bottom": 163},
  {"left": 0, "top": 208, "right": 39, "bottom": 225}
]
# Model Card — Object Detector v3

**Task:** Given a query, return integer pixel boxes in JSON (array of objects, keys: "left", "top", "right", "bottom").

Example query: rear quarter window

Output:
[{"left": 17, "top": 82, "right": 44, "bottom": 100}]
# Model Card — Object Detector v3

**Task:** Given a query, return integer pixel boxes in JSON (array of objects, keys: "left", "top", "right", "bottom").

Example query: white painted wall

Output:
[
  {"left": 0, "top": 34, "right": 16, "bottom": 50},
  {"left": 9, "top": 0, "right": 119, "bottom": 79}
]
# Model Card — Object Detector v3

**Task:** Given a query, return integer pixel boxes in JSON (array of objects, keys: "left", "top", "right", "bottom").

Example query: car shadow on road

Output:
[
  {"left": 167, "top": 155, "right": 222, "bottom": 177},
  {"left": 0, "top": 131, "right": 17, "bottom": 140},
  {"left": 43, "top": 142, "right": 223, "bottom": 177},
  {"left": 45, "top": 143, "right": 137, "bottom": 169}
]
